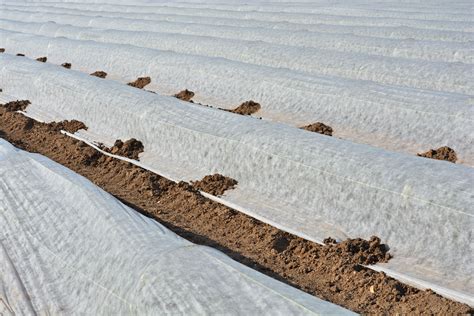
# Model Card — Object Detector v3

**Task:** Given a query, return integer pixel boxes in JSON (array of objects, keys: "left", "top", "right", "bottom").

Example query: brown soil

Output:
[
  {"left": 417, "top": 146, "right": 457, "bottom": 163},
  {"left": 174, "top": 89, "right": 195, "bottom": 102},
  {"left": 127, "top": 77, "right": 151, "bottom": 89},
  {"left": 191, "top": 174, "right": 238, "bottom": 196},
  {"left": 0, "top": 107, "right": 471, "bottom": 315},
  {"left": 102, "top": 138, "right": 144, "bottom": 160},
  {"left": 301, "top": 122, "right": 333, "bottom": 136},
  {"left": 323, "top": 236, "right": 392, "bottom": 264},
  {"left": 90, "top": 71, "right": 107, "bottom": 78},
  {"left": 49, "top": 120, "right": 88, "bottom": 133},
  {"left": 16, "top": 53, "right": 25, "bottom": 57},
  {"left": 225, "top": 100, "right": 261, "bottom": 115},
  {"left": 0, "top": 48, "right": 5, "bottom": 53},
  {"left": 36, "top": 57, "right": 47, "bottom": 63},
  {"left": 61, "top": 63, "right": 72, "bottom": 69},
  {"left": 2, "top": 100, "right": 31, "bottom": 112}
]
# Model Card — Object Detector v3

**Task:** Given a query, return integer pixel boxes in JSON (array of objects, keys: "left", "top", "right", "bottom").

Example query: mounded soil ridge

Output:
[
  {"left": 323, "top": 236, "right": 391, "bottom": 265},
  {"left": 50, "top": 120, "right": 88, "bottom": 133},
  {"left": 417, "top": 146, "right": 457, "bottom": 163},
  {"left": 102, "top": 138, "right": 144, "bottom": 160},
  {"left": 191, "top": 173, "right": 238, "bottom": 196},
  {"left": 226, "top": 100, "right": 261, "bottom": 115},
  {"left": 1, "top": 100, "right": 87, "bottom": 133},
  {"left": 0, "top": 104, "right": 471, "bottom": 314},
  {"left": 301, "top": 122, "right": 333, "bottom": 136},
  {"left": 90, "top": 71, "right": 107, "bottom": 78},
  {"left": 174, "top": 89, "right": 195, "bottom": 102},
  {"left": 127, "top": 77, "right": 151, "bottom": 89},
  {"left": 2, "top": 100, "right": 31, "bottom": 112}
]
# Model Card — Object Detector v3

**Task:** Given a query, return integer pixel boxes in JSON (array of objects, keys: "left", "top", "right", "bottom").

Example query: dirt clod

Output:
[
  {"left": 324, "top": 236, "right": 392, "bottom": 265},
  {"left": 105, "top": 138, "right": 144, "bottom": 160},
  {"left": 127, "top": 77, "right": 151, "bottom": 89},
  {"left": 50, "top": 120, "right": 88, "bottom": 133},
  {"left": 23, "top": 118, "right": 35, "bottom": 131},
  {"left": 301, "top": 122, "right": 333, "bottom": 136},
  {"left": 61, "top": 63, "right": 72, "bottom": 69},
  {"left": 174, "top": 89, "right": 195, "bottom": 102},
  {"left": 81, "top": 145, "right": 103, "bottom": 166},
  {"left": 191, "top": 174, "right": 238, "bottom": 196},
  {"left": 323, "top": 237, "right": 337, "bottom": 245},
  {"left": 90, "top": 71, "right": 107, "bottom": 78},
  {"left": 417, "top": 146, "right": 457, "bottom": 163},
  {"left": 227, "top": 100, "right": 261, "bottom": 115},
  {"left": 272, "top": 232, "right": 292, "bottom": 253},
  {"left": 36, "top": 57, "right": 47, "bottom": 63},
  {"left": 1, "top": 100, "right": 31, "bottom": 112}
]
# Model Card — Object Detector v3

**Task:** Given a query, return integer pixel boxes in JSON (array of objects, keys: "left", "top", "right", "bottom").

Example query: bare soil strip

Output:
[{"left": 0, "top": 104, "right": 471, "bottom": 314}]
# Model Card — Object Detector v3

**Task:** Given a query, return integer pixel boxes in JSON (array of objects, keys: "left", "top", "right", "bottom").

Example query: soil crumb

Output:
[
  {"left": 90, "top": 71, "right": 107, "bottom": 78},
  {"left": 105, "top": 138, "right": 144, "bottom": 160},
  {"left": 174, "top": 89, "right": 195, "bottom": 102},
  {"left": 36, "top": 57, "right": 47, "bottom": 63},
  {"left": 0, "top": 108, "right": 472, "bottom": 315},
  {"left": 417, "top": 146, "right": 457, "bottom": 163},
  {"left": 61, "top": 63, "right": 72, "bottom": 69},
  {"left": 192, "top": 174, "right": 238, "bottom": 196},
  {"left": 301, "top": 122, "right": 333, "bottom": 136},
  {"left": 227, "top": 100, "right": 261, "bottom": 115},
  {"left": 127, "top": 77, "right": 151, "bottom": 89},
  {"left": 16, "top": 53, "right": 25, "bottom": 57},
  {"left": 2, "top": 100, "right": 31, "bottom": 112},
  {"left": 0, "top": 48, "right": 5, "bottom": 53}
]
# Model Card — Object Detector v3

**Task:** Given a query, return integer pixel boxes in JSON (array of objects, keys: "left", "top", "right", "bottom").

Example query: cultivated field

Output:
[{"left": 0, "top": 0, "right": 473, "bottom": 314}]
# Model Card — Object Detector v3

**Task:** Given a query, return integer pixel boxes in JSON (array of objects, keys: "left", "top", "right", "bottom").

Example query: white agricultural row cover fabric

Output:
[
  {"left": 0, "top": 10, "right": 474, "bottom": 94},
  {"left": 104, "top": 2, "right": 474, "bottom": 21},
  {"left": 2, "top": 6, "right": 473, "bottom": 64},
  {"left": 1, "top": 29, "right": 472, "bottom": 166},
  {"left": 8, "top": 0, "right": 474, "bottom": 9},
  {"left": 1, "top": 55, "right": 472, "bottom": 305},
  {"left": 5, "top": 0, "right": 474, "bottom": 32},
  {"left": 4, "top": 5, "right": 474, "bottom": 43},
  {"left": 0, "top": 139, "right": 353, "bottom": 315}
]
